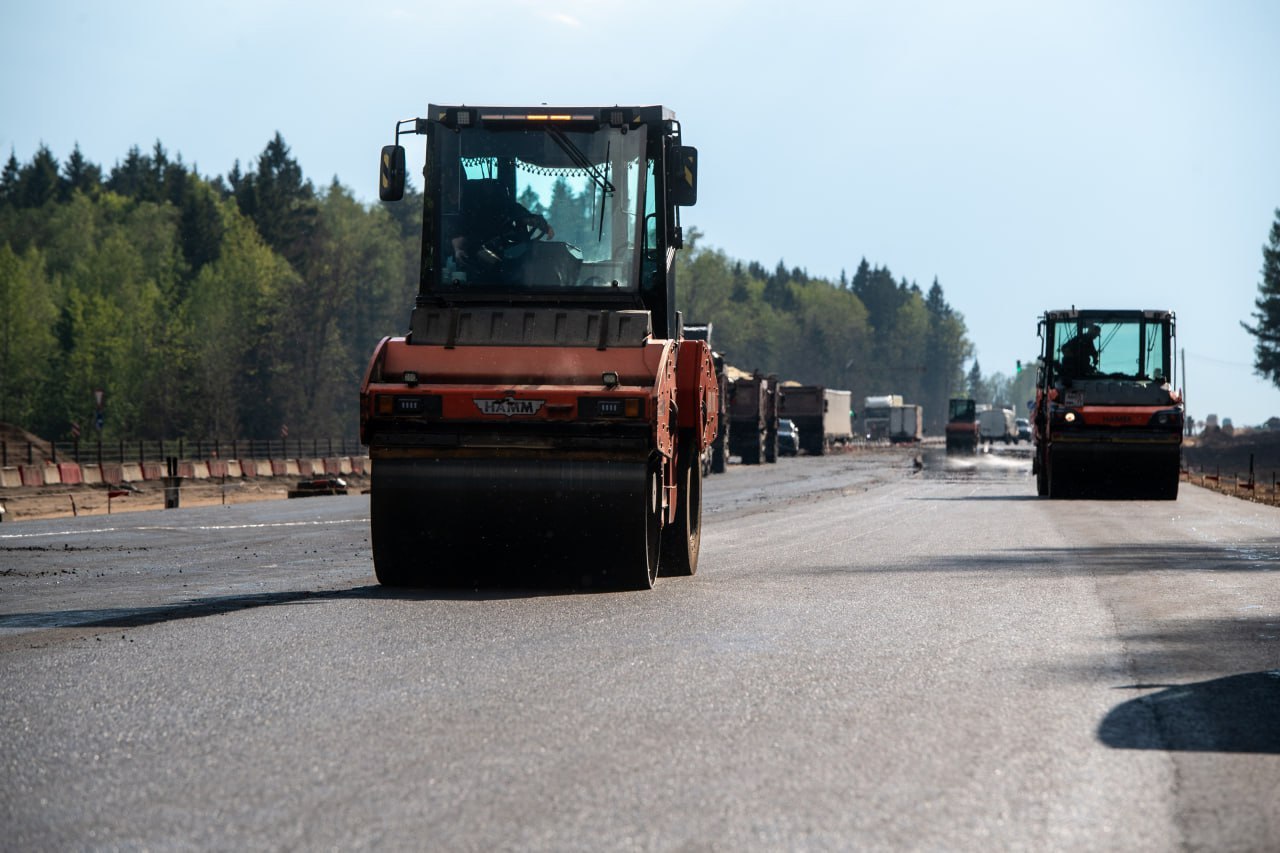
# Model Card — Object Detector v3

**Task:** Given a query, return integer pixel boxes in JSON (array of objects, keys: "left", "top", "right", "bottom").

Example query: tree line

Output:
[
  {"left": 675, "top": 242, "right": 978, "bottom": 433},
  {"left": 2, "top": 136, "right": 995, "bottom": 442},
  {"left": 0, "top": 137, "right": 419, "bottom": 442}
]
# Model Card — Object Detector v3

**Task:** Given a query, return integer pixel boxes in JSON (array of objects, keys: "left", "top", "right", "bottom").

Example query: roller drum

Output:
[{"left": 371, "top": 454, "right": 660, "bottom": 588}]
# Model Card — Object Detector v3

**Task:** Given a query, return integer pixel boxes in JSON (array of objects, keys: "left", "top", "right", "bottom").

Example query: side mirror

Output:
[
  {"left": 379, "top": 145, "right": 406, "bottom": 202},
  {"left": 668, "top": 145, "right": 697, "bottom": 207}
]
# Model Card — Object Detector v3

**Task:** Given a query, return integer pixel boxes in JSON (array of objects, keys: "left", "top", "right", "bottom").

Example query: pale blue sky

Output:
[{"left": 4, "top": 0, "right": 1279, "bottom": 425}]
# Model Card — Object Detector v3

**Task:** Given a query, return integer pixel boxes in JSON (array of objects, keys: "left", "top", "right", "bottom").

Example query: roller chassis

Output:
[
  {"left": 361, "top": 104, "right": 708, "bottom": 588},
  {"left": 1032, "top": 309, "right": 1183, "bottom": 500}
]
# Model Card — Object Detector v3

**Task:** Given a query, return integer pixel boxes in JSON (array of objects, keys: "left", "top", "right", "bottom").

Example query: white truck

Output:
[
  {"left": 889, "top": 404, "right": 923, "bottom": 443},
  {"left": 978, "top": 407, "right": 1017, "bottom": 444},
  {"left": 863, "top": 394, "right": 903, "bottom": 440}
]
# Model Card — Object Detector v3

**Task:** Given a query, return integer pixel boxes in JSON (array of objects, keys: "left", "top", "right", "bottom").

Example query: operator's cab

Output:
[
  {"left": 1040, "top": 310, "right": 1177, "bottom": 406},
  {"left": 380, "top": 106, "right": 697, "bottom": 341}
]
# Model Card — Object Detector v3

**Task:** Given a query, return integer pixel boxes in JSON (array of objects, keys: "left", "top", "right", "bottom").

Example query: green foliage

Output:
[
  {"left": 0, "top": 137, "right": 974, "bottom": 443},
  {"left": 0, "top": 136, "right": 419, "bottom": 441},
  {"left": 0, "top": 244, "right": 58, "bottom": 426},
  {"left": 1242, "top": 208, "right": 1280, "bottom": 389},
  {"left": 676, "top": 236, "right": 973, "bottom": 433}
]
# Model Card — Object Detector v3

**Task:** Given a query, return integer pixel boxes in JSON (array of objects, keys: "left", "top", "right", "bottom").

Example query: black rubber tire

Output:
[
  {"left": 710, "top": 437, "right": 727, "bottom": 474},
  {"left": 660, "top": 434, "right": 702, "bottom": 577},
  {"left": 765, "top": 430, "right": 778, "bottom": 464},
  {"left": 1035, "top": 450, "right": 1048, "bottom": 497},
  {"left": 711, "top": 422, "right": 728, "bottom": 474}
]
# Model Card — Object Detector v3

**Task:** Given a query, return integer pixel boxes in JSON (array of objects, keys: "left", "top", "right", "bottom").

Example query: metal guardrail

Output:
[{"left": 1, "top": 438, "right": 364, "bottom": 467}]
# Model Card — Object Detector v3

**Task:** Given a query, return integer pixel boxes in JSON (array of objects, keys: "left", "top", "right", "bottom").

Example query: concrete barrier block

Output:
[
  {"left": 82, "top": 464, "right": 103, "bottom": 485},
  {"left": 20, "top": 465, "right": 45, "bottom": 486},
  {"left": 57, "top": 463, "right": 83, "bottom": 485},
  {"left": 121, "top": 463, "right": 144, "bottom": 482},
  {"left": 254, "top": 460, "right": 273, "bottom": 477},
  {"left": 101, "top": 463, "right": 123, "bottom": 484},
  {"left": 42, "top": 464, "right": 62, "bottom": 485},
  {"left": 191, "top": 461, "right": 209, "bottom": 479},
  {"left": 1, "top": 467, "right": 23, "bottom": 488},
  {"left": 284, "top": 460, "right": 300, "bottom": 476},
  {"left": 225, "top": 460, "right": 242, "bottom": 478},
  {"left": 207, "top": 460, "right": 227, "bottom": 479},
  {"left": 141, "top": 462, "right": 163, "bottom": 480},
  {"left": 297, "top": 459, "right": 313, "bottom": 476}
]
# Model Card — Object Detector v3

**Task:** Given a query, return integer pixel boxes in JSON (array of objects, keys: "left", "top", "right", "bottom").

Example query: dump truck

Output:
[
  {"left": 779, "top": 386, "right": 854, "bottom": 455},
  {"left": 683, "top": 322, "right": 730, "bottom": 474},
  {"left": 978, "top": 407, "right": 1016, "bottom": 444},
  {"left": 945, "top": 397, "right": 980, "bottom": 453},
  {"left": 864, "top": 394, "right": 903, "bottom": 441},
  {"left": 1032, "top": 308, "right": 1183, "bottom": 499},
  {"left": 360, "top": 104, "right": 717, "bottom": 589},
  {"left": 727, "top": 368, "right": 777, "bottom": 464},
  {"left": 889, "top": 404, "right": 923, "bottom": 443}
]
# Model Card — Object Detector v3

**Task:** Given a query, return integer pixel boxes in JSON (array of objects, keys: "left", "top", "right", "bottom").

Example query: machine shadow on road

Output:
[
  {"left": 1098, "top": 671, "right": 1280, "bottom": 753},
  {"left": 0, "top": 582, "right": 596, "bottom": 632},
  {"left": 910, "top": 494, "right": 1041, "bottom": 501}
]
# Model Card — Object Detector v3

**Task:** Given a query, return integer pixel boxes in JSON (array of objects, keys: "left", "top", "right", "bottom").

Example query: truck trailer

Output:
[
  {"left": 864, "top": 394, "right": 903, "bottom": 441},
  {"left": 726, "top": 368, "right": 778, "bottom": 464},
  {"left": 889, "top": 404, "right": 923, "bottom": 443},
  {"left": 779, "top": 386, "right": 854, "bottom": 455},
  {"left": 360, "top": 105, "right": 717, "bottom": 589}
]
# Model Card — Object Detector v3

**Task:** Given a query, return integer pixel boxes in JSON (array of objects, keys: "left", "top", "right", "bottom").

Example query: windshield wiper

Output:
[{"left": 545, "top": 127, "right": 614, "bottom": 197}]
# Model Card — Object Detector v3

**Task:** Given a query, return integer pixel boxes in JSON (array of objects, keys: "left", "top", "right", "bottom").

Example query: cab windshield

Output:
[
  {"left": 433, "top": 123, "right": 648, "bottom": 294},
  {"left": 1052, "top": 318, "right": 1169, "bottom": 383}
]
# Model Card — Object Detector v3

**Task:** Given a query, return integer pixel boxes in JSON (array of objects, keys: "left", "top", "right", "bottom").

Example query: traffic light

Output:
[{"left": 1015, "top": 360, "right": 1022, "bottom": 375}]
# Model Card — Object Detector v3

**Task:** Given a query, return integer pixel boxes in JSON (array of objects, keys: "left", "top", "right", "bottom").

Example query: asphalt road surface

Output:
[{"left": 2, "top": 446, "right": 1277, "bottom": 850}]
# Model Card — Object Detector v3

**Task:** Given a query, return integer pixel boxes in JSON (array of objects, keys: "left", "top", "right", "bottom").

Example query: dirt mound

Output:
[{"left": 0, "top": 422, "right": 53, "bottom": 464}]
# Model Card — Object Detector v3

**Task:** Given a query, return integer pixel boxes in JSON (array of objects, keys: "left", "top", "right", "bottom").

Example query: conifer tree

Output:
[{"left": 1242, "top": 207, "right": 1280, "bottom": 389}]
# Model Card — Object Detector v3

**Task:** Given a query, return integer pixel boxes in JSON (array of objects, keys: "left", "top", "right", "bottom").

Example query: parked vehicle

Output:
[
  {"left": 978, "top": 407, "right": 1017, "bottom": 444},
  {"left": 864, "top": 394, "right": 903, "bottom": 441},
  {"left": 888, "top": 404, "right": 923, "bottom": 443},
  {"left": 1015, "top": 417, "right": 1032, "bottom": 443},
  {"left": 778, "top": 386, "right": 854, "bottom": 454},
  {"left": 777, "top": 419, "right": 800, "bottom": 456},
  {"left": 727, "top": 369, "right": 778, "bottom": 464}
]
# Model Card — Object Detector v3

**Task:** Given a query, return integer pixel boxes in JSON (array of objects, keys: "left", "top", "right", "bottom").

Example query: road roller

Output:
[
  {"left": 359, "top": 105, "right": 717, "bottom": 589},
  {"left": 1032, "top": 308, "right": 1183, "bottom": 499}
]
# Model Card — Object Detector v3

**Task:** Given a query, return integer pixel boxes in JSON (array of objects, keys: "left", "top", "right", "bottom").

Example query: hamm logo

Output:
[{"left": 475, "top": 397, "right": 545, "bottom": 417}]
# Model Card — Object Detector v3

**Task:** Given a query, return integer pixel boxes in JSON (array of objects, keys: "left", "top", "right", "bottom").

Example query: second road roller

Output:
[{"left": 359, "top": 105, "right": 717, "bottom": 589}]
